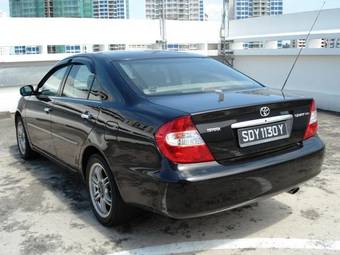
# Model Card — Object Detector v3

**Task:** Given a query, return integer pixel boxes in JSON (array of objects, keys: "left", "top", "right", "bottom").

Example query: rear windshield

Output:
[{"left": 118, "top": 57, "right": 262, "bottom": 96}]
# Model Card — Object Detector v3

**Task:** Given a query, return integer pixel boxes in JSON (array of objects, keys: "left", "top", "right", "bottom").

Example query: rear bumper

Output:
[
  {"left": 119, "top": 136, "right": 324, "bottom": 219},
  {"left": 161, "top": 136, "right": 324, "bottom": 219}
]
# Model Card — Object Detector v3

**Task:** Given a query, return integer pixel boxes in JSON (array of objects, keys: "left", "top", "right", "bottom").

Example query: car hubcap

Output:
[
  {"left": 17, "top": 121, "right": 26, "bottom": 155},
  {"left": 89, "top": 162, "right": 112, "bottom": 218}
]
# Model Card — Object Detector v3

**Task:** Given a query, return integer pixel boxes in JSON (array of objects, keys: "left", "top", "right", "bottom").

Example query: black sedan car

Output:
[{"left": 15, "top": 51, "right": 324, "bottom": 226}]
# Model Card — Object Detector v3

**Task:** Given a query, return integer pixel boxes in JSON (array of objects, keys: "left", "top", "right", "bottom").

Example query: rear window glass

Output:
[{"left": 118, "top": 57, "right": 262, "bottom": 96}]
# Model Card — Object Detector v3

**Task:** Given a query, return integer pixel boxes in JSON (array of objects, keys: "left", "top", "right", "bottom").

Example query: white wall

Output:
[
  {"left": 0, "top": 87, "right": 20, "bottom": 113},
  {"left": 234, "top": 52, "right": 340, "bottom": 112},
  {"left": 0, "top": 18, "right": 220, "bottom": 46}
]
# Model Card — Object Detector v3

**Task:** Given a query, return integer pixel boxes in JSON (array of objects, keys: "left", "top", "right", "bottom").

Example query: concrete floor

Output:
[{"left": 0, "top": 112, "right": 339, "bottom": 255}]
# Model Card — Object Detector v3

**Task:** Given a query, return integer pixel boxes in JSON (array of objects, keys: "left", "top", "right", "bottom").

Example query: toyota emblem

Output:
[{"left": 260, "top": 106, "right": 270, "bottom": 117}]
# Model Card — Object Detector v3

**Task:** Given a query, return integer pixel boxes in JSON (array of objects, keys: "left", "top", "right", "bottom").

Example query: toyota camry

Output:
[{"left": 15, "top": 51, "right": 325, "bottom": 226}]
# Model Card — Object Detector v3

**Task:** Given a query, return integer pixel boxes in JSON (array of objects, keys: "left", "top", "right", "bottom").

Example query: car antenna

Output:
[{"left": 281, "top": 0, "right": 327, "bottom": 92}]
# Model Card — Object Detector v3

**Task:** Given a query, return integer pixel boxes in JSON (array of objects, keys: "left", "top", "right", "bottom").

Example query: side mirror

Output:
[{"left": 20, "top": 85, "right": 34, "bottom": 96}]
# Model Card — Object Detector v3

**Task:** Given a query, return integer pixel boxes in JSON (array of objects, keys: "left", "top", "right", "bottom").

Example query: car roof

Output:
[{"left": 70, "top": 50, "right": 206, "bottom": 61}]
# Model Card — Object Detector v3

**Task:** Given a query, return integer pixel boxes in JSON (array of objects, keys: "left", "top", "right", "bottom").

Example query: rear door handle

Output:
[{"left": 81, "top": 112, "right": 93, "bottom": 120}]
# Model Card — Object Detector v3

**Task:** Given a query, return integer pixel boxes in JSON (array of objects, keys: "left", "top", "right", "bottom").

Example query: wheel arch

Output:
[
  {"left": 81, "top": 145, "right": 102, "bottom": 179},
  {"left": 80, "top": 144, "right": 114, "bottom": 182},
  {"left": 80, "top": 144, "right": 126, "bottom": 202}
]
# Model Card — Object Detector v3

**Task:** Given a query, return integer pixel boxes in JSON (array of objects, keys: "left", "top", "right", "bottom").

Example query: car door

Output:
[
  {"left": 24, "top": 65, "right": 69, "bottom": 155},
  {"left": 50, "top": 60, "right": 101, "bottom": 168}
]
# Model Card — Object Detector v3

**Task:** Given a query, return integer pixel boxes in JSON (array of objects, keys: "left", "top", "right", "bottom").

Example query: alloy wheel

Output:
[
  {"left": 17, "top": 120, "right": 26, "bottom": 155},
  {"left": 89, "top": 162, "right": 113, "bottom": 218}
]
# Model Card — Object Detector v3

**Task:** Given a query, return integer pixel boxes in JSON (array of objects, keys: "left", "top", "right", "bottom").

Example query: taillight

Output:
[
  {"left": 304, "top": 99, "right": 318, "bottom": 140},
  {"left": 155, "top": 115, "right": 214, "bottom": 164}
]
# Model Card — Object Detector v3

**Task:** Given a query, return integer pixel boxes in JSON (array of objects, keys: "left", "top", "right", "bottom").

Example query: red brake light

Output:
[
  {"left": 304, "top": 99, "right": 318, "bottom": 140},
  {"left": 155, "top": 115, "right": 214, "bottom": 164}
]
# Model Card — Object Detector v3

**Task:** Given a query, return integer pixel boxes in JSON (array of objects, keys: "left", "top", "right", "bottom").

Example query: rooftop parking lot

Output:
[{"left": 0, "top": 111, "right": 339, "bottom": 255}]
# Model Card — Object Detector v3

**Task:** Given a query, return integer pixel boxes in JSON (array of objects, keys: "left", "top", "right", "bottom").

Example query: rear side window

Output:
[
  {"left": 89, "top": 78, "right": 109, "bottom": 101},
  {"left": 39, "top": 66, "right": 68, "bottom": 96},
  {"left": 62, "top": 64, "right": 94, "bottom": 99}
]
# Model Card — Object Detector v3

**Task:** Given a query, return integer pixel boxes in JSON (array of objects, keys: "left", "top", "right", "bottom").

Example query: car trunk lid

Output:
[
  {"left": 191, "top": 98, "right": 312, "bottom": 162},
  {"left": 148, "top": 88, "right": 312, "bottom": 162}
]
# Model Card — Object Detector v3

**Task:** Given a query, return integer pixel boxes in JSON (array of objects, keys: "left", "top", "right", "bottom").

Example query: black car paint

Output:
[{"left": 16, "top": 51, "right": 325, "bottom": 219}]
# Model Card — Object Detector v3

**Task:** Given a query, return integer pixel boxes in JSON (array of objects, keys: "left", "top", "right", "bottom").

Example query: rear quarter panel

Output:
[{"left": 82, "top": 100, "right": 185, "bottom": 209}]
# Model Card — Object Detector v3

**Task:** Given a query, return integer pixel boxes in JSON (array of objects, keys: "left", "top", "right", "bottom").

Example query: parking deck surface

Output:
[{"left": 0, "top": 111, "right": 339, "bottom": 255}]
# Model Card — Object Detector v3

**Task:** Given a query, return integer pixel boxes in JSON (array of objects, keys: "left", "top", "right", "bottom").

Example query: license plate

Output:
[{"left": 237, "top": 121, "right": 290, "bottom": 148}]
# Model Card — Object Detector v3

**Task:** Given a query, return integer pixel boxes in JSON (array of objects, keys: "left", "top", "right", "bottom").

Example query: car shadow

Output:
[{"left": 6, "top": 143, "right": 293, "bottom": 253}]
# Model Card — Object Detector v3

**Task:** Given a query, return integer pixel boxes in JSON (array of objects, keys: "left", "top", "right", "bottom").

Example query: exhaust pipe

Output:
[{"left": 287, "top": 187, "right": 300, "bottom": 195}]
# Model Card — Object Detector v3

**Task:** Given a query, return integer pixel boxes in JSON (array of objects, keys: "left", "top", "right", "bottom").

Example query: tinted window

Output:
[
  {"left": 89, "top": 78, "right": 109, "bottom": 101},
  {"left": 39, "top": 66, "right": 68, "bottom": 96},
  {"left": 62, "top": 64, "right": 93, "bottom": 99},
  {"left": 118, "top": 58, "right": 262, "bottom": 96}
]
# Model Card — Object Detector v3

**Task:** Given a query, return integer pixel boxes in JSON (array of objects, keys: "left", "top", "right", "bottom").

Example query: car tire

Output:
[
  {"left": 16, "top": 116, "right": 35, "bottom": 160},
  {"left": 86, "top": 154, "right": 132, "bottom": 226}
]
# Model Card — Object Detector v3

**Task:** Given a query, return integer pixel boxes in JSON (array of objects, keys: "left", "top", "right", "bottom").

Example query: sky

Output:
[{"left": 1, "top": 0, "right": 340, "bottom": 19}]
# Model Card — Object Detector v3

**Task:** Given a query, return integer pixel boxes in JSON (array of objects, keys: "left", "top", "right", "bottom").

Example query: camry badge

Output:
[
  {"left": 206, "top": 127, "right": 221, "bottom": 133},
  {"left": 260, "top": 106, "right": 270, "bottom": 117}
]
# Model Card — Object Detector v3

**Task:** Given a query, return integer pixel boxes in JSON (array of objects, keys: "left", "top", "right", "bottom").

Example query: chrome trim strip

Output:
[
  {"left": 51, "top": 132, "right": 78, "bottom": 145},
  {"left": 231, "top": 114, "right": 293, "bottom": 129},
  {"left": 27, "top": 123, "right": 50, "bottom": 134},
  {"left": 28, "top": 123, "right": 78, "bottom": 145}
]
